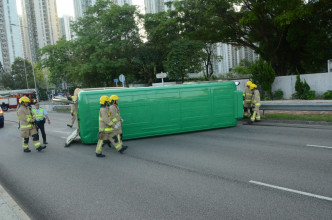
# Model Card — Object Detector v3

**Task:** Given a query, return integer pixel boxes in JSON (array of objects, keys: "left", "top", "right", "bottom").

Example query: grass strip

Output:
[{"left": 264, "top": 113, "right": 332, "bottom": 122}]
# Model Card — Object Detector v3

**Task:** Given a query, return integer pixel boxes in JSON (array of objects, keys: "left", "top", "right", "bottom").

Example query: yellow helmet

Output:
[
  {"left": 250, "top": 84, "right": 257, "bottom": 90},
  {"left": 100, "top": 96, "right": 110, "bottom": 105},
  {"left": 110, "top": 95, "right": 119, "bottom": 102},
  {"left": 246, "top": 81, "right": 252, "bottom": 87},
  {"left": 19, "top": 96, "right": 30, "bottom": 104}
]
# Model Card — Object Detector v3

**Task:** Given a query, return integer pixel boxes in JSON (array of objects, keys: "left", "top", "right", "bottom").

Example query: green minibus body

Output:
[{"left": 77, "top": 82, "right": 243, "bottom": 144}]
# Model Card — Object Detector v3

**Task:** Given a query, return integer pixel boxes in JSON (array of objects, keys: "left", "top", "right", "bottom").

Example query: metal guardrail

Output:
[
  {"left": 260, "top": 104, "right": 332, "bottom": 115},
  {"left": 52, "top": 105, "right": 70, "bottom": 110}
]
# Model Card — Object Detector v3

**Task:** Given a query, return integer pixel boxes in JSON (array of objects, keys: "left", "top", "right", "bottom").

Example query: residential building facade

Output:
[
  {"left": 21, "top": 0, "right": 60, "bottom": 62},
  {"left": 74, "top": 0, "right": 132, "bottom": 18},
  {"left": 59, "top": 16, "right": 74, "bottom": 41},
  {"left": 0, "top": 0, "right": 23, "bottom": 71}
]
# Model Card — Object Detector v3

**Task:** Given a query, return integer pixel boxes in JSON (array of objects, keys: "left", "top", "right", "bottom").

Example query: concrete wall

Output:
[{"left": 231, "top": 72, "right": 332, "bottom": 99}]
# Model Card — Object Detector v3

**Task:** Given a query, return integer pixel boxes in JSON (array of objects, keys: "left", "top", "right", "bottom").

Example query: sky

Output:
[{"left": 16, "top": 0, "right": 145, "bottom": 17}]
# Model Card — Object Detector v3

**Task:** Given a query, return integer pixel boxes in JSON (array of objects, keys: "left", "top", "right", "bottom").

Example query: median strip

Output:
[{"left": 249, "top": 180, "right": 332, "bottom": 202}]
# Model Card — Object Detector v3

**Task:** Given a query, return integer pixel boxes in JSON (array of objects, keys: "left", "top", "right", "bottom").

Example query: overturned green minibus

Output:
[{"left": 77, "top": 81, "right": 243, "bottom": 144}]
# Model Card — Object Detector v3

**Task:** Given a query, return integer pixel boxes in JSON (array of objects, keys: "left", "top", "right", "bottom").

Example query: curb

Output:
[{"left": 0, "top": 184, "right": 30, "bottom": 220}]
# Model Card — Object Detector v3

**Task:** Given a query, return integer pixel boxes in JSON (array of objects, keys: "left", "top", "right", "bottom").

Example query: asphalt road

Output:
[{"left": 0, "top": 110, "right": 331, "bottom": 220}]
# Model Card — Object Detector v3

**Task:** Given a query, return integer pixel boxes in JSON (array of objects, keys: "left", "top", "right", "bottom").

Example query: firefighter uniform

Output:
[
  {"left": 67, "top": 97, "right": 77, "bottom": 128},
  {"left": 17, "top": 97, "right": 46, "bottom": 152},
  {"left": 96, "top": 96, "right": 113, "bottom": 157},
  {"left": 108, "top": 95, "right": 126, "bottom": 152},
  {"left": 250, "top": 84, "right": 261, "bottom": 122},
  {"left": 243, "top": 81, "right": 253, "bottom": 118}
]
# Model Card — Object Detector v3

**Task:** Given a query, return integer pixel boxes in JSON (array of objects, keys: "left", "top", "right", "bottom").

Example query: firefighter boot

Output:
[
  {"left": 119, "top": 146, "right": 128, "bottom": 154},
  {"left": 36, "top": 146, "right": 47, "bottom": 152},
  {"left": 24, "top": 148, "right": 31, "bottom": 153},
  {"left": 96, "top": 153, "right": 106, "bottom": 158}
]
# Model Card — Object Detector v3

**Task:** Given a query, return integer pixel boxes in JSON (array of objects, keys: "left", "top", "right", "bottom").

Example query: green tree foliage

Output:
[
  {"left": 165, "top": 39, "right": 206, "bottom": 82},
  {"left": 1, "top": 58, "right": 46, "bottom": 90},
  {"left": 39, "top": 38, "right": 74, "bottom": 86},
  {"left": 143, "top": 11, "right": 183, "bottom": 77},
  {"left": 174, "top": 0, "right": 332, "bottom": 76},
  {"left": 230, "top": 59, "right": 251, "bottom": 76},
  {"left": 251, "top": 59, "right": 276, "bottom": 98},
  {"left": 294, "top": 72, "right": 315, "bottom": 100},
  {"left": 41, "top": 0, "right": 142, "bottom": 87}
]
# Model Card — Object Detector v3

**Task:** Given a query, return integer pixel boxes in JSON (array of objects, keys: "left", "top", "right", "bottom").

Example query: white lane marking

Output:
[
  {"left": 249, "top": 180, "right": 332, "bottom": 202},
  {"left": 306, "top": 144, "right": 332, "bottom": 149}
]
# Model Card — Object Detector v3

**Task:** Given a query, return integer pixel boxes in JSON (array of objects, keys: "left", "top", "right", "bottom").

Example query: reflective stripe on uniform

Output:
[
  {"left": 114, "top": 134, "right": 122, "bottom": 150},
  {"left": 22, "top": 139, "right": 28, "bottom": 149},
  {"left": 27, "top": 115, "right": 32, "bottom": 122},
  {"left": 99, "top": 128, "right": 114, "bottom": 132},
  {"left": 255, "top": 103, "right": 261, "bottom": 106},
  {"left": 34, "top": 141, "right": 41, "bottom": 147},
  {"left": 107, "top": 118, "right": 117, "bottom": 126},
  {"left": 96, "top": 139, "right": 103, "bottom": 154},
  {"left": 20, "top": 124, "right": 32, "bottom": 129}
]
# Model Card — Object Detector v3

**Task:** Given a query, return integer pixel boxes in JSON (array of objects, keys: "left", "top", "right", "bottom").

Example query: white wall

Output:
[{"left": 232, "top": 72, "right": 332, "bottom": 99}]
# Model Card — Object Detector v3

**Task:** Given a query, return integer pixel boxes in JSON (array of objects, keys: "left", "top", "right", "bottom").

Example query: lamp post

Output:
[{"left": 10, "top": 23, "right": 38, "bottom": 101}]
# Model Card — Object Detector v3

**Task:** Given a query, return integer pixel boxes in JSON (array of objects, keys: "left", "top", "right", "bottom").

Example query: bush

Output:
[
  {"left": 293, "top": 73, "right": 315, "bottom": 100},
  {"left": 322, "top": 90, "right": 332, "bottom": 100},
  {"left": 306, "top": 90, "right": 316, "bottom": 100},
  {"left": 273, "top": 89, "right": 284, "bottom": 100},
  {"left": 250, "top": 59, "right": 276, "bottom": 98}
]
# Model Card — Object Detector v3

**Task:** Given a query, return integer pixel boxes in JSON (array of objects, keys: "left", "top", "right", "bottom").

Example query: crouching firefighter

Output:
[
  {"left": 95, "top": 96, "right": 127, "bottom": 158},
  {"left": 17, "top": 97, "right": 47, "bottom": 153}
]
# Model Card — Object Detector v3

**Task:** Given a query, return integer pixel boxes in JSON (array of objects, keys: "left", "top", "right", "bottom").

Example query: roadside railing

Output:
[
  {"left": 52, "top": 105, "right": 70, "bottom": 111},
  {"left": 260, "top": 104, "right": 332, "bottom": 115}
]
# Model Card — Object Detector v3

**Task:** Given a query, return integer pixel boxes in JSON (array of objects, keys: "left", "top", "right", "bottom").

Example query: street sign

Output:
[
  {"left": 156, "top": 72, "right": 168, "bottom": 79},
  {"left": 114, "top": 79, "right": 119, "bottom": 83},
  {"left": 119, "top": 74, "right": 125, "bottom": 82}
]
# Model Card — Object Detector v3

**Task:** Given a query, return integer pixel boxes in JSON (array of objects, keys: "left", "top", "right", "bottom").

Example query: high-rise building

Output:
[
  {"left": 59, "top": 16, "right": 75, "bottom": 41},
  {"left": 145, "top": 0, "right": 173, "bottom": 14},
  {"left": 21, "top": 0, "right": 60, "bottom": 62},
  {"left": 73, "top": 0, "right": 91, "bottom": 18},
  {"left": 0, "top": 0, "right": 23, "bottom": 71},
  {"left": 145, "top": 0, "right": 163, "bottom": 13},
  {"left": 113, "top": 0, "right": 132, "bottom": 6},
  {"left": 74, "top": 0, "right": 132, "bottom": 18}
]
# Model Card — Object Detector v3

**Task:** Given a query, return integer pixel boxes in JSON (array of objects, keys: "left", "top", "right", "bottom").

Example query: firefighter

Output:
[
  {"left": 67, "top": 96, "right": 77, "bottom": 128},
  {"left": 243, "top": 81, "right": 253, "bottom": 118},
  {"left": 95, "top": 96, "right": 111, "bottom": 157},
  {"left": 17, "top": 97, "right": 46, "bottom": 153},
  {"left": 108, "top": 95, "right": 127, "bottom": 153},
  {"left": 250, "top": 84, "right": 261, "bottom": 123}
]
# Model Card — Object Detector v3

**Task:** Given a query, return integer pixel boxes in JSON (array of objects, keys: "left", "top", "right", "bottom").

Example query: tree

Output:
[
  {"left": 41, "top": 0, "right": 143, "bottom": 87},
  {"left": 0, "top": 72, "right": 15, "bottom": 89},
  {"left": 230, "top": 59, "right": 251, "bottom": 76},
  {"left": 0, "top": 58, "right": 46, "bottom": 90},
  {"left": 250, "top": 59, "right": 276, "bottom": 98},
  {"left": 174, "top": 0, "right": 332, "bottom": 76},
  {"left": 165, "top": 39, "right": 206, "bottom": 82},
  {"left": 39, "top": 38, "right": 75, "bottom": 86}
]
